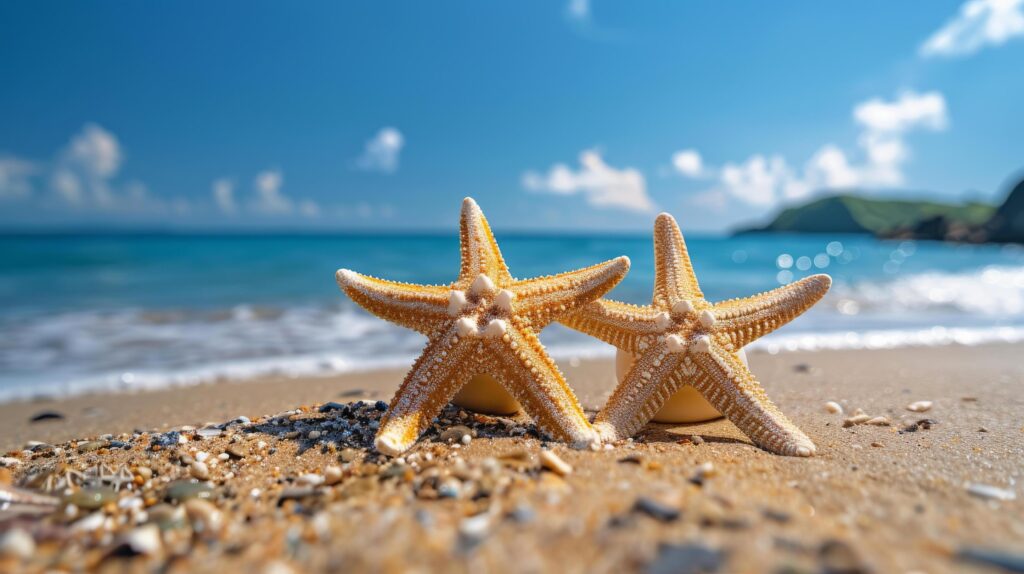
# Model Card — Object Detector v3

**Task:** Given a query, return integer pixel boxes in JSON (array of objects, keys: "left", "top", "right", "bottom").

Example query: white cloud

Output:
[
  {"left": 691, "top": 91, "right": 948, "bottom": 209},
  {"left": 51, "top": 123, "right": 124, "bottom": 206},
  {"left": 212, "top": 178, "right": 236, "bottom": 214},
  {"left": 0, "top": 156, "right": 37, "bottom": 199},
  {"left": 355, "top": 127, "right": 404, "bottom": 173},
  {"left": 253, "top": 169, "right": 292, "bottom": 214},
  {"left": 523, "top": 149, "right": 654, "bottom": 213},
  {"left": 671, "top": 149, "right": 705, "bottom": 178},
  {"left": 921, "top": 0, "right": 1024, "bottom": 57}
]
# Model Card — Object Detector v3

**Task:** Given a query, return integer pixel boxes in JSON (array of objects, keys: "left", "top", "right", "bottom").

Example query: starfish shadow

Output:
[{"left": 635, "top": 419, "right": 753, "bottom": 448}]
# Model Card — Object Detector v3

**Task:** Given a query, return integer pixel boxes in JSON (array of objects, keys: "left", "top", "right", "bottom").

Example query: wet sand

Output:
[{"left": 1, "top": 344, "right": 1023, "bottom": 573}]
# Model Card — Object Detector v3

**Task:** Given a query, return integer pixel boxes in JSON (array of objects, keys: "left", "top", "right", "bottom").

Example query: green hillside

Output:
[{"left": 738, "top": 195, "right": 994, "bottom": 236}]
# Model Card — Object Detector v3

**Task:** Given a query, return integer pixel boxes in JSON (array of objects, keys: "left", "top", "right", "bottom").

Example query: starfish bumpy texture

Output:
[
  {"left": 336, "top": 198, "right": 630, "bottom": 456},
  {"left": 561, "top": 214, "right": 831, "bottom": 457}
]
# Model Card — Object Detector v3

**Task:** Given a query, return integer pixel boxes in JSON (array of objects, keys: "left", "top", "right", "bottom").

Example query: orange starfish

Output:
[
  {"left": 561, "top": 213, "right": 831, "bottom": 456},
  {"left": 337, "top": 198, "right": 630, "bottom": 456}
]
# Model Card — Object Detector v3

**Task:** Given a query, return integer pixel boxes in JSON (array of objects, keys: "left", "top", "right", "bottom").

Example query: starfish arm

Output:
[
  {"left": 336, "top": 269, "right": 451, "bottom": 335},
  {"left": 652, "top": 213, "right": 704, "bottom": 307},
  {"left": 509, "top": 256, "right": 631, "bottom": 329},
  {"left": 689, "top": 343, "right": 816, "bottom": 457},
  {"left": 591, "top": 346, "right": 684, "bottom": 441},
  {"left": 559, "top": 299, "right": 664, "bottom": 353},
  {"left": 486, "top": 323, "right": 597, "bottom": 448},
  {"left": 457, "top": 197, "right": 514, "bottom": 287},
  {"left": 375, "top": 331, "right": 474, "bottom": 455},
  {"left": 714, "top": 274, "right": 832, "bottom": 350}
]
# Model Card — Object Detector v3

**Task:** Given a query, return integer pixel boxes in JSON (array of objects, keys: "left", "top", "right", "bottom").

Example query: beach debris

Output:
[
  {"left": 905, "top": 400, "right": 933, "bottom": 413},
  {"left": 632, "top": 496, "right": 681, "bottom": 522},
  {"left": 818, "top": 539, "right": 868, "bottom": 574},
  {"left": 957, "top": 546, "right": 1024, "bottom": 573},
  {"left": 966, "top": 482, "right": 1016, "bottom": 501},
  {"left": 0, "top": 528, "right": 35, "bottom": 560},
  {"left": 865, "top": 416, "right": 890, "bottom": 426},
  {"left": 29, "top": 410, "right": 64, "bottom": 423},
  {"left": 539, "top": 449, "right": 573, "bottom": 476},
  {"left": 646, "top": 542, "right": 724, "bottom": 574},
  {"left": 824, "top": 401, "right": 844, "bottom": 414}
]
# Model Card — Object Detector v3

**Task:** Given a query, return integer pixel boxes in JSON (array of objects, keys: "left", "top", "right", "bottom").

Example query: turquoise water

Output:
[{"left": 2, "top": 232, "right": 1023, "bottom": 400}]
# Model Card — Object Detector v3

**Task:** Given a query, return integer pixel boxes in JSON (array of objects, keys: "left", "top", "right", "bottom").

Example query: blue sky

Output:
[{"left": 1, "top": 1, "right": 1023, "bottom": 232}]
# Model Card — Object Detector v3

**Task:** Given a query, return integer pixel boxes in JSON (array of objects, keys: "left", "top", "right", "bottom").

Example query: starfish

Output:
[
  {"left": 336, "top": 198, "right": 630, "bottom": 456},
  {"left": 561, "top": 213, "right": 831, "bottom": 456}
]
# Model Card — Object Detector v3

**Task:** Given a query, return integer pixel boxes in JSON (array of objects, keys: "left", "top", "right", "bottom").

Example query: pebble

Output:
[
  {"left": 184, "top": 499, "right": 223, "bottom": 537},
  {"left": 865, "top": 416, "right": 890, "bottom": 426},
  {"left": 147, "top": 504, "right": 187, "bottom": 530},
  {"left": 29, "top": 411, "right": 64, "bottom": 423},
  {"left": 842, "top": 414, "right": 872, "bottom": 427},
  {"left": 319, "top": 466, "right": 343, "bottom": 486},
  {"left": 824, "top": 401, "right": 844, "bottom": 414},
  {"left": 818, "top": 539, "right": 868, "bottom": 574},
  {"left": 307, "top": 430, "right": 322, "bottom": 440},
  {"left": 226, "top": 445, "right": 247, "bottom": 459},
  {"left": 0, "top": 457, "right": 21, "bottom": 468},
  {"left": 633, "top": 496, "right": 681, "bottom": 522},
  {"left": 966, "top": 482, "right": 1016, "bottom": 501},
  {"left": 437, "top": 477, "right": 461, "bottom": 499},
  {"left": 77, "top": 440, "right": 107, "bottom": 453},
  {"left": 539, "top": 450, "right": 573, "bottom": 476},
  {"left": 457, "top": 512, "right": 492, "bottom": 551},
  {"left": 339, "top": 448, "right": 359, "bottom": 462},
  {"left": 296, "top": 473, "right": 325, "bottom": 487},
  {"left": 0, "top": 528, "right": 35, "bottom": 559},
  {"left": 318, "top": 402, "right": 345, "bottom": 413},
  {"left": 196, "top": 427, "right": 223, "bottom": 439},
  {"left": 690, "top": 462, "right": 716, "bottom": 486},
  {"left": 690, "top": 434, "right": 705, "bottom": 445},
  {"left": 66, "top": 486, "right": 118, "bottom": 510},
  {"left": 440, "top": 425, "right": 473, "bottom": 444},
  {"left": 957, "top": 546, "right": 1024, "bottom": 572},
  {"left": 646, "top": 542, "right": 723, "bottom": 574},
  {"left": 905, "top": 400, "right": 933, "bottom": 412},
  {"left": 165, "top": 480, "right": 214, "bottom": 502},
  {"left": 195, "top": 451, "right": 210, "bottom": 463},
  {"left": 190, "top": 461, "right": 210, "bottom": 480},
  {"left": 123, "top": 524, "right": 162, "bottom": 556},
  {"left": 71, "top": 512, "right": 107, "bottom": 533}
]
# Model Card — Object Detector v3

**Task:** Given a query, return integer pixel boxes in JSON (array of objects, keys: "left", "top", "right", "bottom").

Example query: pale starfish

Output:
[
  {"left": 336, "top": 198, "right": 630, "bottom": 456},
  {"left": 561, "top": 213, "right": 831, "bottom": 456}
]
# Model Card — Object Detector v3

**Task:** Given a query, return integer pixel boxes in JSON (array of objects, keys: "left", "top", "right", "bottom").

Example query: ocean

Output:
[{"left": 2, "top": 232, "right": 1023, "bottom": 402}]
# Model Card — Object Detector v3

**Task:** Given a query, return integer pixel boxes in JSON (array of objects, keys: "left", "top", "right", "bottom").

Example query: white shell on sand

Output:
[
  {"left": 451, "top": 373, "right": 522, "bottom": 415},
  {"left": 615, "top": 348, "right": 748, "bottom": 424}
]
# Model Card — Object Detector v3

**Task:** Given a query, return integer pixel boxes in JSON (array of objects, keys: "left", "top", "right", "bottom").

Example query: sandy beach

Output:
[{"left": 1, "top": 343, "right": 1022, "bottom": 573}]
